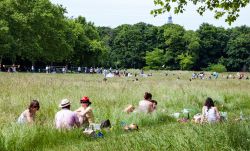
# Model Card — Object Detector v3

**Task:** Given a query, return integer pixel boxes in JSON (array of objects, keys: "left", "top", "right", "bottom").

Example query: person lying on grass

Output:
[
  {"left": 17, "top": 100, "right": 40, "bottom": 124},
  {"left": 55, "top": 99, "right": 80, "bottom": 130},
  {"left": 201, "top": 97, "right": 220, "bottom": 123},
  {"left": 75, "top": 96, "right": 95, "bottom": 128},
  {"left": 124, "top": 92, "right": 157, "bottom": 113},
  {"left": 124, "top": 123, "right": 139, "bottom": 131}
]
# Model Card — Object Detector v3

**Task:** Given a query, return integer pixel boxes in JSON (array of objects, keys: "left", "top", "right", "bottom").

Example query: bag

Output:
[{"left": 100, "top": 119, "right": 111, "bottom": 129}]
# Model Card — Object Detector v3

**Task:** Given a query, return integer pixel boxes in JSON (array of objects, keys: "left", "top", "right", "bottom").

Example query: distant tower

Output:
[{"left": 167, "top": 15, "right": 173, "bottom": 24}]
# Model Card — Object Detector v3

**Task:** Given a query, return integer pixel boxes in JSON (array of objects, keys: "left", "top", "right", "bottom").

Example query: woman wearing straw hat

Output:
[
  {"left": 55, "top": 99, "right": 80, "bottom": 129},
  {"left": 75, "top": 96, "right": 95, "bottom": 127}
]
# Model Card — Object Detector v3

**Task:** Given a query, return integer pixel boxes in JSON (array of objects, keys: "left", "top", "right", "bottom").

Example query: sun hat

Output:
[
  {"left": 59, "top": 99, "right": 71, "bottom": 108},
  {"left": 80, "top": 96, "right": 90, "bottom": 103}
]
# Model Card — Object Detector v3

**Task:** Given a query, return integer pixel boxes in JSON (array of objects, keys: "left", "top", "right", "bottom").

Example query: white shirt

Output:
[
  {"left": 17, "top": 110, "right": 28, "bottom": 124},
  {"left": 204, "top": 107, "right": 217, "bottom": 122}
]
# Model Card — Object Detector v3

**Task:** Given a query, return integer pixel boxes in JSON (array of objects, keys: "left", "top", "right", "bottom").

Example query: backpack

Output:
[{"left": 100, "top": 119, "right": 111, "bottom": 129}]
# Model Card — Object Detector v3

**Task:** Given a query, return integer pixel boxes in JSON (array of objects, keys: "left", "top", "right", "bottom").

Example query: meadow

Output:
[{"left": 0, "top": 71, "right": 249, "bottom": 151}]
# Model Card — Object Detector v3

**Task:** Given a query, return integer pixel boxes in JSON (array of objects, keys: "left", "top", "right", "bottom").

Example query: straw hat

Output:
[{"left": 59, "top": 99, "right": 71, "bottom": 108}]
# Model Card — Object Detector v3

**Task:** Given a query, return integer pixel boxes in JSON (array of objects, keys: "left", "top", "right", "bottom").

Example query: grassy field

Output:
[{"left": 0, "top": 71, "right": 249, "bottom": 151}]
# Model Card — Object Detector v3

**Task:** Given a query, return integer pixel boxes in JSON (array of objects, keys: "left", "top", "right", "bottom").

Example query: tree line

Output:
[{"left": 0, "top": 0, "right": 249, "bottom": 71}]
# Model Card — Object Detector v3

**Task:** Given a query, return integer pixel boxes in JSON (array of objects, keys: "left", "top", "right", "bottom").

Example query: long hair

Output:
[{"left": 204, "top": 97, "right": 214, "bottom": 111}]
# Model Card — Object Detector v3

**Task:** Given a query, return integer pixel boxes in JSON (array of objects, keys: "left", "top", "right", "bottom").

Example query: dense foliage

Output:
[
  {"left": 0, "top": 0, "right": 249, "bottom": 71},
  {"left": 151, "top": 0, "right": 250, "bottom": 25}
]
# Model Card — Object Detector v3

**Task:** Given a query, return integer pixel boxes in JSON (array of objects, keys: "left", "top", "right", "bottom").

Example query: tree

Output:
[
  {"left": 177, "top": 52, "right": 194, "bottom": 70},
  {"left": 151, "top": 0, "right": 250, "bottom": 24},
  {"left": 196, "top": 23, "right": 229, "bottom": 69},
  {"left": 110, "top": 23, "right": 157, "bottom": 68},
  {"left": 97, "top": 27, "right": 113, "bottom": 67},
  {"left": 183, "top": 30, "right": 200, "bottom": 69},
  {"left": 0, "top": 0, "right": 72, "bottom": 65},
  {"left": 153, "top": 24, "right": 200, "bottom": 70},
  {"left": 145, "top": 48, "right": 165, "bottom": 69},
  {"left": 163, "top": 24, "right": 186, "bottom": 69},
  {"left": 71, "top": 16, "right": 107, "bottom": 67},
  {"left": 0, "top": 19, "right": 12, "bottom": 65},
  {"left": 226, "top": 26, "right": 250, "bottom": 71},
  {"left": 31, "top": 0, "right": 72, "bottom": 64}
]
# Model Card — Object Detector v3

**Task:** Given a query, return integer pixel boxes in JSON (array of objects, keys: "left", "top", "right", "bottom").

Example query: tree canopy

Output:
[
  {"left": 151, "top": 0, "right": 250, "bottom": 25},
  {"left": 0, "top": 0, "right": 249, "bottom": 72}
]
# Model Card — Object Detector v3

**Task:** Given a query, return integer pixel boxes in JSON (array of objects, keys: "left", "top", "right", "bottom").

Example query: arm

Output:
[
  {"left": 214, "top": 107, "right": 220, "bottom": 121},
  {"left": 74, "top": 107, "right": 82, "bottom": 113},
  {"left": 148, "top": 102, "right": 154, "bottom": 113},
  {"left": 86, "top": 109, "right": 95, "bottom": 124},
  {"left": 26, "top": 110, "right": 35, "bottom": 123},
  {"left": 74, "top": 113, "right": 80, "bottom": 128},
  {"left": 79, "top": 107, "right": 92, "bottom": 116}
]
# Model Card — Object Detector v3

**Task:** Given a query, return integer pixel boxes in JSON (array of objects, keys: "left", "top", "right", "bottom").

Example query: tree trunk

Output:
[
  {"left": 0, "top": 55, "right": 2, "bottom": 71},
  {"left": 0, "top": 55, "right": 2, "bottom": 65}
]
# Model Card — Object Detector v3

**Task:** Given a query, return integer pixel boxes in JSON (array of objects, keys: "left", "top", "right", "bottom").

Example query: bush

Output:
[{"left": 208, "top": 64, "right": 227, "bottom": 73}]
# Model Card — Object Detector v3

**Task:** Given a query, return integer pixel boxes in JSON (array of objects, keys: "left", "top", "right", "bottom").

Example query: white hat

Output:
[{"left": 59, "top": 99, "right": 71, "bottom": 108}]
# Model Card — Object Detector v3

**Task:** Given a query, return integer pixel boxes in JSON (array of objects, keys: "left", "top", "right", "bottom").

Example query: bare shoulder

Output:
[
  {"left": 23, "top": 109, "right": 30, "bottom": 116},
  {"left": 213, "top": 106, "right": 219, "bottom": 110}
]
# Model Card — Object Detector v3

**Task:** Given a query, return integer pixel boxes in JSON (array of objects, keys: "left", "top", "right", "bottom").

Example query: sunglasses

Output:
[{"left": 80, "top": 101, "right": 89, "bottom": 104}]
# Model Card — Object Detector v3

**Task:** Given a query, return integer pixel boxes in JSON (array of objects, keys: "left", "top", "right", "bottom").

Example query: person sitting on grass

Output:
[
  {"left": 124, "top": 92, "right": 156, "bottom": 114},
  {"left": 17, "top": 100, "right": 40, "bottom": 124},
  {"left": 55, "top": 99, "right": 80, "bottom": 130},
  {"left": 137, "top": 92, "right": 155, "bottom": 113},
  {"left": 201, "top": 97, "right": 220, "bottom": 123},
  {"left": 75, "top": 96, "right": 95, "bottom": 128}
]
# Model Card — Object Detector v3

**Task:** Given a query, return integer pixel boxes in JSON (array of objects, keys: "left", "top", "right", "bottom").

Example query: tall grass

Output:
[{"left": 0, "top": 71, "right": 249, "bottom": 150}]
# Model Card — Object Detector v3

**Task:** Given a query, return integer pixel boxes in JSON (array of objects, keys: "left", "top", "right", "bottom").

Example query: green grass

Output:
[{"left": 0, "top": 71, "right": 249, "bottom": 151}]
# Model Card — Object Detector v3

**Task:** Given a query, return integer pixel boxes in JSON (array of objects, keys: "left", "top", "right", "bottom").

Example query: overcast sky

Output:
[{"left": 50, "top": 0, "right": 250, "bottom": 30}]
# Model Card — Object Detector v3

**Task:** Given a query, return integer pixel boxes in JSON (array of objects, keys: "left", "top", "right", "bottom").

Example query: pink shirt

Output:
[{"left": 55, "top": 109, "right": 79, "bottom": 129}]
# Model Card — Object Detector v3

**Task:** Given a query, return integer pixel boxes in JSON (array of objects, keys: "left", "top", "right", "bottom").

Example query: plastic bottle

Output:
[{"left": 240, "top": 111, "right": 243, "bottom": 120}]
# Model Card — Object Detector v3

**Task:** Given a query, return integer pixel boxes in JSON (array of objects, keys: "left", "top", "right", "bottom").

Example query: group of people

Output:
[
  {"left": 191, "top": 72, "right": 219, "bottom": 80},
  {"left": 190, "top": 72, "right": 249, "bottom": 80},
  {"left": 17, "top": 92, "right": 223, "bottom": 132},
  {"left": 18, "top": 96, "right": 94, "bottom": 130},
  {"left": 0, "top": 64, "right": 20, "bottom": 72}
]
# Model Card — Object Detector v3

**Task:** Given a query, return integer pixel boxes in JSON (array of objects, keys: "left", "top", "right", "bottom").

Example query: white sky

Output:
[{"left": 50, "top": 0, "right": 250, "bottom": 30}]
